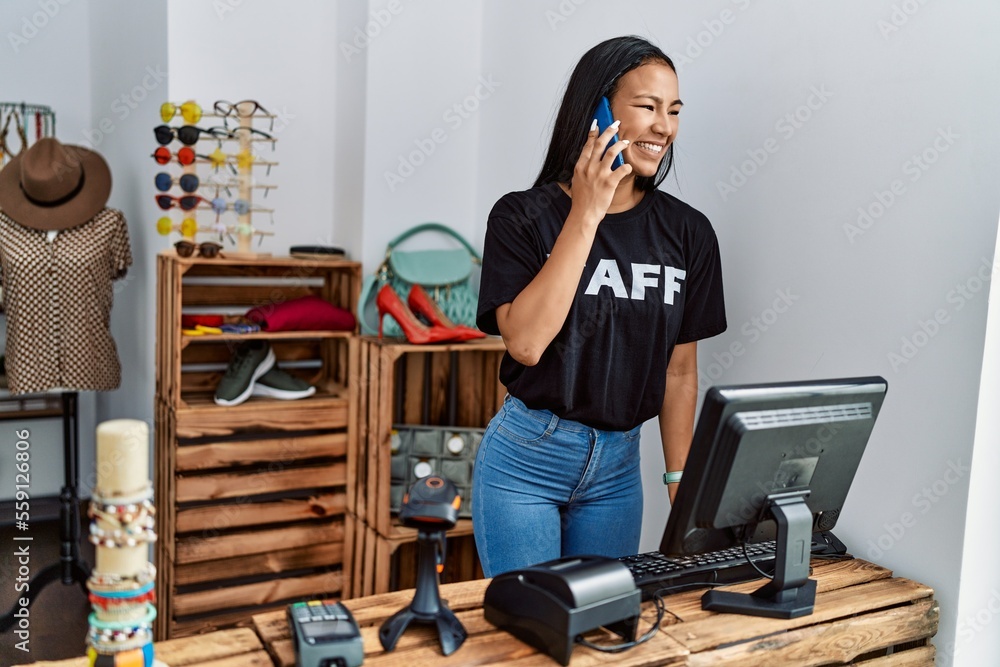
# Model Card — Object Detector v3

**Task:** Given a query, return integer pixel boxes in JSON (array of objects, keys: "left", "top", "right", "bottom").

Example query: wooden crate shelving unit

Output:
[
  {"left": 347, "top": 336, "right": 505, "bottom": 597},
  {"left": 154, "top": 252, "right": 361, "bottom": 638}
]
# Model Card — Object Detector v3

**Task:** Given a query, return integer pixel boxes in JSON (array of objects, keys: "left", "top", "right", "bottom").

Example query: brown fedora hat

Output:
[{"left": 0, "top": 137, "right": 111, "bottom": 231}]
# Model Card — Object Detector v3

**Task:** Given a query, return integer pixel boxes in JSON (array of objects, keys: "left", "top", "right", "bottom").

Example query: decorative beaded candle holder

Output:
[{"left": 85, "top": 420, "right": 167, "bottom": 667}]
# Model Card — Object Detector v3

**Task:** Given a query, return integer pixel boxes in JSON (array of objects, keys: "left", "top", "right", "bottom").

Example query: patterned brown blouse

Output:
[{"left": 0, "top": 208, "right": 132, "bottom": 394}]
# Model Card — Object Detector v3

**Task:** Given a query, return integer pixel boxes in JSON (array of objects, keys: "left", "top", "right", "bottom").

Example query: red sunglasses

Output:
[{"left": 151, "top": 146, "right": 207, "bottom": 166}]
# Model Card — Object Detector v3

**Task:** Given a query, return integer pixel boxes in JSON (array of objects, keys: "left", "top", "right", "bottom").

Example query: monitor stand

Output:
[{"left": 701, "top": 490, "right": 817, "bottom": 619}]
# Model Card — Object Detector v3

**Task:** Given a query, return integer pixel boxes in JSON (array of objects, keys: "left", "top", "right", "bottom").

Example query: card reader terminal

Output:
[{"left": 287, "top": 599, "right": 364, "bottom": 667}]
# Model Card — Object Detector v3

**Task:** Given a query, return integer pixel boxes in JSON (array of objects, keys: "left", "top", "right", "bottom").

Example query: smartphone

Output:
[{"left": 594, "top": 96, "right": 625, "bottom": 170}]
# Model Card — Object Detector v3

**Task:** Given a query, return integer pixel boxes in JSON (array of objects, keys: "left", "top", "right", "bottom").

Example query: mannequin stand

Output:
[{"left": 0, "top": 391, "right": 90, "bottom": 633}]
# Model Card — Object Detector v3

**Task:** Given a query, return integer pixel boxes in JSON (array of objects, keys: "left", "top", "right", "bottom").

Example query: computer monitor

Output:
[{"left": 660, "top": 376, "right": 888, "bottom": 618}]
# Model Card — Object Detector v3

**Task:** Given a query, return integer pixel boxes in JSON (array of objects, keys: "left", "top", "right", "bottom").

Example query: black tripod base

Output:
[{"left": 379, "top": 602, "right": 468, "bottom": 656}]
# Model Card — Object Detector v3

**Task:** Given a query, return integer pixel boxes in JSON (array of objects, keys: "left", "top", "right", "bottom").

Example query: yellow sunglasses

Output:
[
  {"left": 206, "top": 147, "right": 274, "bottom": 175},
  {"left": 160, "top": 101, "right": 202, "bottom": 124},
  {"left": 156, "top": 216, "right": 199, "bottom": 237}
]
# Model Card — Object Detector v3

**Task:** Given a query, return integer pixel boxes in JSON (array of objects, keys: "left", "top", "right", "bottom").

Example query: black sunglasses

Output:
[
  {"left": 156, "top": 194, "right": 206, "bottom": 211},
  {"left": 214, "top": 100, "right": 274, "bottom": 130},
  {"left": 154, "top": 124, "right": 228, "bottom": 146},
  {"left": 225, "top": 126, "right": 276, "bottom": 150}
]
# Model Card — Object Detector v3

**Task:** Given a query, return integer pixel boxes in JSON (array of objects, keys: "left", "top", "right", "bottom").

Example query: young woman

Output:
[{"left": 473, "top": 36, "right": 727, "bottom": 577}]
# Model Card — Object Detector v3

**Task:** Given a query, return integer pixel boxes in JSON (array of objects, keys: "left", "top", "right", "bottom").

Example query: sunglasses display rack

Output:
[{"left": 154, "top": 99, "right": 278, "bottom": 258}]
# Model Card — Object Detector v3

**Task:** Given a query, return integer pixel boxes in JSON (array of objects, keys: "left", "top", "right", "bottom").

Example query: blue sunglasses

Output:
[{"left": 154, "top": 172, "right": 199, "bottom": 193}]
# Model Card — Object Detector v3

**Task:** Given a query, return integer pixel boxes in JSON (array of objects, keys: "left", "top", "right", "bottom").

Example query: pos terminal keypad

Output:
[{"left": 287, "top": 599, "right": 364, "bottom": 667}]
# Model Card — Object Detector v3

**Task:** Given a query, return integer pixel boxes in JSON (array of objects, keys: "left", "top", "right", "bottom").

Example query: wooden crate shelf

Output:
[
  {"left": 172, "top": 337, "right": 351, "bottom": 411},
  {"left": 350, "top": 336, "right": 505, "bottom": 537},
  {"left": 155, "top": 253, "right": 361, "bottom": 639},
  {"left": 156, "top": 403, "right": 351, "bottom": 638},
  {"left": 346, "top": 336, "right": 505, "bottom": 599},
  {"left": 174, "top": 390, "right": 349, "bottom": 438},
  {"left": 181, "top": 329, "right": 351, "bottom": 348},
  {"left": 157, "top": 252, "right": 359, "bottom": 409}
]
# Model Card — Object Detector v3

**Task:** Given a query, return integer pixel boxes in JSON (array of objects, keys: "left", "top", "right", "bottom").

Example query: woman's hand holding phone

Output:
[
  {"left": 498, "top": 117, "right": 632, "bottom": 365},
  {"left": 569, "top": 116, "right": 633, "bottom": 227},
  {"left": 498, "top": 106, "right": 631, "bottom": 364}
]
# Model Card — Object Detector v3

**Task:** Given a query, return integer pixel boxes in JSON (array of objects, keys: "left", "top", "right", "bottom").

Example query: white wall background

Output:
[
  {"left": 167, "top": 0, "right": 344, "bottom": 256},
  {"left": 0, "top": 1, "right": 998, "bottom": 663},
  {"left": 361, "top": 0, "right": 486, "bottom": 269}
]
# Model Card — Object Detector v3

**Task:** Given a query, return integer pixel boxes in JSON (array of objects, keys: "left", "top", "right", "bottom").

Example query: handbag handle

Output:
[{"left": 385, "top": 223, "right": 482, "bottom": 262}]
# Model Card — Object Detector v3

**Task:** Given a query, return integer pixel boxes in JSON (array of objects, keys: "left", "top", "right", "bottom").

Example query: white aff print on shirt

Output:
[{"left": 584, "top": 259, "right": 687, "bottom": 304}]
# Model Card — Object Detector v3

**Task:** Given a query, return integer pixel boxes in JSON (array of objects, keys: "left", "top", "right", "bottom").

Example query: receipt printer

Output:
[{"left": 483, "top": 555, "right": 641, "bottom": 665}]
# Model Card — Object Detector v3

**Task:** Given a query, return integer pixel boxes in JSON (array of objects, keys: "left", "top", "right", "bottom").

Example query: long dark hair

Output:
[{"left": 534, "top": 36, "right": 676, "bottom": 192}]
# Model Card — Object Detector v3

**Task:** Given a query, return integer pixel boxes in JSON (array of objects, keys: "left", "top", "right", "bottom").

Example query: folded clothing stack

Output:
[{"left": 245, "top": 294, "right": 356, "bottom": 332}]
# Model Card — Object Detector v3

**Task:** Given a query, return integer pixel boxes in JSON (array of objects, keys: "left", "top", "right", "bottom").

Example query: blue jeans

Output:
[{"left": 472, "top": 395, "right": 643, "bottom": 577}]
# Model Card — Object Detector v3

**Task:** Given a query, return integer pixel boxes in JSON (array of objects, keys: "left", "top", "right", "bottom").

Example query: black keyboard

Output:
[{"left": 619, "top": 531, "right": 849, "bottom": 600}]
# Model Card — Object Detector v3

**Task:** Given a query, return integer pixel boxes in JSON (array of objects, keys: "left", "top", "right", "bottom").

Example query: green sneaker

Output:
[
  {"left": 251, "top": 367, "right": 317, "bottom": 400},
  {"left": 214, "top": 340, "right": 276, "bottom": 406}
]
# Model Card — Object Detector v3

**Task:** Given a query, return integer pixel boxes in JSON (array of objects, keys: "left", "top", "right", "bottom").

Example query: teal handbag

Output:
[{"left": 358, "top": 223, "right": 482, "bottom": 337}]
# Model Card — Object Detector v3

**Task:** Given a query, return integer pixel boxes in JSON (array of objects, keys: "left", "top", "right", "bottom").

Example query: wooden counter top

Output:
[
  {"left": 252, "top": 557, "right": 937, "bottom": 666},
  {"left": 23, "top": 628, "right": 272, "bottom": 667}
]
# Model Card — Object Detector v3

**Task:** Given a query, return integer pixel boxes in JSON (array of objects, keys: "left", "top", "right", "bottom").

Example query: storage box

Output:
[
  {"left": 389, "top": 425, "right": 484, "bottom": 518},
  {"left": 350, "top": 337, "right": 506, "bottom": 538},
  {"left": 155, "top": 253, "right": 362, "bottom": 638}
]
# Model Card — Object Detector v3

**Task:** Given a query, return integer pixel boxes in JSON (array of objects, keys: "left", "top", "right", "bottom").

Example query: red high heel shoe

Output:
[
  {"left": 407, "top": 285, "right": 487, "bottom": 341},
  {"left": 376, "top": 285, "right": 461, "bottom": 344}
]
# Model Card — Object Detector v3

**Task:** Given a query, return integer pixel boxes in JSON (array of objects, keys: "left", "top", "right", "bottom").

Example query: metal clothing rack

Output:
[{"left": 0, "top": 102, "right": 56, "bottom": 168}]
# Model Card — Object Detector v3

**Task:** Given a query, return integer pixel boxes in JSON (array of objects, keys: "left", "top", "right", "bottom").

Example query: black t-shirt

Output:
[{"left": 477, "top": 182, "right": 727, "bottom": 431}]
